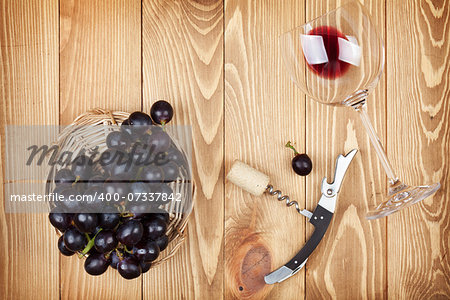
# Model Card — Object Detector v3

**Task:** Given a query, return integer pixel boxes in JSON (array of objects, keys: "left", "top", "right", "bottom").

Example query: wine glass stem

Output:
[{"left": 353, "top": 101, "right": 398, "bottom": 185}]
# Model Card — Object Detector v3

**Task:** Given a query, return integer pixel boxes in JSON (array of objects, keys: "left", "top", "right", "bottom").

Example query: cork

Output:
[{"left": 226, "top": 160, "right": 270, "bottom": 196}]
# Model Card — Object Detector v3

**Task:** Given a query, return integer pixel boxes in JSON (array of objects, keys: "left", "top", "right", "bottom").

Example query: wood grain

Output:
[
  {"left": 142, "top": 0, "right": 224, "bottom": 298},
  {"left": 59, "top": 0, "right": 141, "bottom": 299},
  {"left": 305, "top": 0, "right": 387, "bottom": 298},
  {"left": 59, "top": 0, "right": 141, "bottom": 123},
  {"left": 0, "top": 0, "right": 59, "bottom": 299},
  {"left": 386, "top": 0, "right": 450, "bottom": 298},
  {"left": 0, "top": 0, "right": 449, "bottom": 298},
  {"left": 224, "top": 0, "right": 306, "bottom": 299}
]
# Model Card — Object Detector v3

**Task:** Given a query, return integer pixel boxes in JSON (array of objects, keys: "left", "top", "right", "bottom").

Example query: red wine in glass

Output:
[{"left": 306, "top": 26, "right": 350, "bottom": 79}]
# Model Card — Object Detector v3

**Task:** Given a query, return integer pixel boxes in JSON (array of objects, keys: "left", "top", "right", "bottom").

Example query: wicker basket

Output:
[{"left": 45, "top": 108, "right": 193, "bottom": 267}]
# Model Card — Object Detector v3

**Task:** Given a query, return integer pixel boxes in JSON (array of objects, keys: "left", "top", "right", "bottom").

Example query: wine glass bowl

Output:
[
  {"left": 280, "top": 1, "right": 384, "bottom": 106},
  {"left": 280, "top": 1, "right": 440, "bottom": 219}
]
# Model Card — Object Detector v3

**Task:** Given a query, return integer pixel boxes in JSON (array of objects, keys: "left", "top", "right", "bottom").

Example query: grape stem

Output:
[
  {"left": 78, "top": 229, "right": 103, "bottom": 258},
  {"left": 120, "top": 212, "right": 134, "bottom": 218},
  {"left": 104, "top": 249, "right": 113, "bottom": 260},
  {"left": 72, "top": 176, "right": 81, "bottom": 187},
  {"left": 115, "top": 248, "right": 124, "bottom": 260},
  {"left": 123, "top": 245, "right": 133, "bottom": 254},
  {"left": 285, "top": 141, "right": 299, "bottom": 156},
  {"left": 135, "top": 166, "right": 144, "bottom": 181}
]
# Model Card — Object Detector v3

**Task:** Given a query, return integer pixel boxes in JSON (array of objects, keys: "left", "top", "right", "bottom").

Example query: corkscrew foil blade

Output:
[{"left": 300, "top": 209, "right": 313, "bottom": 219}]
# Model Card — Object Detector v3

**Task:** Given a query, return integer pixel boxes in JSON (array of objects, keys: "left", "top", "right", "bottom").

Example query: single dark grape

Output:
[
  {"left": 110, "top": 251, "right": 122, "bottom": 269},
  {"left": 116, "top": 220, "right": 144, "bottom": 246},
  {"left": 129, "top": 111, "right": 153, "bottom": 126},
  {"left": 161, "top": 183, "right": 173, "bottom": 196},
  {"left": 99, "top": 148, "right": 135, "bottom": 177},
  {"left": 106, "top": 131, "right": 132, "bottom": 150},
  {"left": 98, "top": 213, "right": 120, "bottom": 230},
  {"left": 87, "top": 174, "right": 106, "bottom": 188},
  {"left": 154, "top": 234, "right": 169, "bottom": 252},
  {"left": 58, "top": 187, "right": 81, "bottom": 213},
  {"left": 140, "top": 165, "right": 164, "bottom": 184},
  {"left": 63, "top": 228, "right": 87, "bottom": 251},
  {"left": 99, "top": 149, "right": 126, "bottom": 174},
  {"left": 165, "top": 147, "right": 186, "bottom": 165},
  {"left": 150, "top": 100, "right": 173, "bottom": 125},
  {"left": 138, "top": 133, "right": 151, "bottom": 143},
  {"left": 104, "top": 176, "right": 130, "bottom": 198},
  {"left": 128, "top": 201, "right": 153, "bottom": 219},
  {"left": 129, "top": 181, "right": 150, "bottom": 195},
  {"left": 140, "top": 261, "right": 151, "bottom": 274},
  {"left": 150, "top": 208, "right": 170, "bottom": 223},
  {"left": 52, "top": 186, "right": 69, "bottom": 212},
  {"left": 161, "top": 162, "right": 179, "bottom": 182},
  {"left": 49, "top": 210, "right": 72, "bottom": 232},
  {"left": 73, "top": 213, "right": 98, "bottom": 233},
  {"left": 143, "top": 217, "right": 167, "bottom": 240},
  {"left": 133, "top": 240, "right": 160, "bottom": 262},
  {"left": 129, "top": 142, "right": 154, "bottom": 165},
  {"left": 150, "top": 184, "right": 173, "bottom": 205},
  {"left": 286, "top": 141, "right": 313, "bottom": 176},
  {"left": 121, "top": 119, "right": 134, "bottom": 136},
  {"left": 117, "top": 256, "right": 141, "bottom": 280},
  {"left": 83, "top": 186, "right": 108, "bottom": 212},
  {"left": 128, "top": 112, "right": 153, "bottom": 133},
  {"left": 150, "top": 123, "right": 163, "bottom": 131},
  {"left": 53, "top": 184, "right": 68, "bottom": 195},
  {"left": 94, "top": 230, "right": 118, "bottom": 253},
  {"left": 144, "top": 131, "right": 171, "bottom": 154},
  {"left": 292, "top": 154, "right": 312, "bottom": 176},
  {"left": 109, "top": 159, "right": 137, "bottom": 177},
  {"left": 54, "top": 169, "right": 76, "bottom": 186},
  {"left": 84, "top": 252, "right": 111, "bottom": 276},
  {"left": 71, "top": 155, "right": 94, "bottom": 180},
  {"left": 58, "top": 235, "right": 75, "bottom": 256}
]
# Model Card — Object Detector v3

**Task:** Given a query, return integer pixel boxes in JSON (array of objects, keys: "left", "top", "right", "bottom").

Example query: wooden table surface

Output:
[{"left": 1, "top": 0, "right": 449, "bottom": 299}]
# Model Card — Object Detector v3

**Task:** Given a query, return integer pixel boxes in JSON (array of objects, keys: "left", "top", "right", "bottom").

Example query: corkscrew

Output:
[
  {"left": 226, "top": 160, "right": 313, "bottom": 218},
  {"left": 265, "top": 184, "right": 313, "bottom": 219},
  {"left": 226, "top": 149, "right": 358, "bottom": 284}
]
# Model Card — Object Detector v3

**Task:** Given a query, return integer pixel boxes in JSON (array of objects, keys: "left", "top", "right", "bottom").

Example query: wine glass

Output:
[{"left": 279, "top": 1, "right": 440, "bottom": 220}]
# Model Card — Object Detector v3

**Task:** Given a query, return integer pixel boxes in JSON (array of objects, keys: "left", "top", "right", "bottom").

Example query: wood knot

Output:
[{"left": 227, "top": 232, "right": 272, "bottom": 299}]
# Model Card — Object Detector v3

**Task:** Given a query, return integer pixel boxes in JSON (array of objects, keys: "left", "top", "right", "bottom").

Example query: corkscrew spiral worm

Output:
[{"left": 265, "top": 184, "right": 303, "bottom": 214}]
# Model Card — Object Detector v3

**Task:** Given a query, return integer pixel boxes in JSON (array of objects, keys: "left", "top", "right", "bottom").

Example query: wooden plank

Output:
[
  {"left": 142, "top": 0, "right": 224, "bottom": 298},
  {"left": 386, "top": 0, "right": 450, "bottom": 298},
  {"left": 59, "top": 0, "right": 142, "bottom": 299},
  {"left": 224, "top": 1, "right": 306, "bottom": 299},
  {"left": 0, "top": 0, "right": 59, "bottom": 299},
  {"left": 305, "top": 0, "right": 387, "bottom": 298},
  {"left": 60, "top": 0, "right": 141, "bottom": 122},
  {"left": 1, "top": 0, "right": 448, "bottom": 298}
]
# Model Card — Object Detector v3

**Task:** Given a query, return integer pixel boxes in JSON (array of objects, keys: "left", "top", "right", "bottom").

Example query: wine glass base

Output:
[{"left": 366, "top": 182, "right": 441, "bottom": 220}]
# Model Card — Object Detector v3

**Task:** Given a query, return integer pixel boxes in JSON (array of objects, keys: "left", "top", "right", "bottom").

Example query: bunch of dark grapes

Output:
[
  {"left": 51, "top": 210, "right": 170, "bottom": 279},
  {"left": 48, "top": 101, "right": 185, "bottom": 279}
]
